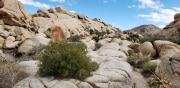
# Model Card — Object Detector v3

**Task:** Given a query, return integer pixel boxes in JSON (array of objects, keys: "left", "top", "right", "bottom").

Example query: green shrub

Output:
[
  {"left": 92, "top": 31, "right": 107, "bottom": 42},
  {"left": 127, "top": 34, "right": 140, "bottom": 42},
  {"left": 68, "top": 35, "right": 82, "bottom": 42},
  {"left": 95, "top": 43, "right": 102, "bottom": 50},
  {"left": 38, "top": 41, "right": 98, "bottom": 80},
  {"left": 142, "top": 62, "right": 157, "bottom": 76},
  {"left": 92, "top": 36, "right": 100, "bottom": 42},
  {"left": 139, "top": 35, "right": 180, "bottom": 45},
  {"left": 127, "top": 53, "right": 151, "bottom": 68}
]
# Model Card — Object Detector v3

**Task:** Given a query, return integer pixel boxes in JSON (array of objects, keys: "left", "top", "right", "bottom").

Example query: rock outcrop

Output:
[
  {"left": 160, "top": 13, "right": 180, "bottom": 37},
  {"left": 156, "top": 53, "right": 180, "bottom": 88},
  {"left": 154, "top": 40, "right": 180, "bottom": 88},
  {"left": 13, "top": 40, "right": 134, "bottom": 88},
  {"left": 138, "top": 42, "right": 156, "bottom": 57},
  {"left": 0, "top": 0, "right": 120, "bottom": 54},
  {"left": 0, "top": 0, "right": 30, "bottom": 27}
]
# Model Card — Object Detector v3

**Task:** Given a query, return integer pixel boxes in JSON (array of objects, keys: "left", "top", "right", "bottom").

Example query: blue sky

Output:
[{"left": 18, "top": 0, "right": 180, "bottom": 30}]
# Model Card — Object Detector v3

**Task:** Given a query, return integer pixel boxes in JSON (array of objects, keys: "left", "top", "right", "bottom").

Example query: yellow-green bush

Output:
[
  {"left": 127, "top": 53, "right": 151, "bottom": 68},
  {"left": 142, "top": 62, "right": 157, "bottom": 75},
  {"left": 38, "top": 41, "right": 98, "bottom": 80}
]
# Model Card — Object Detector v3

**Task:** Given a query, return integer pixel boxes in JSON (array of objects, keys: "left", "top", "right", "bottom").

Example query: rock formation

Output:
[
  {"left": 0, "top": 0, "right": 120, "bottom": 54},
  {"left": 160, "top": 13, "right": 180, "bottom": 37}
]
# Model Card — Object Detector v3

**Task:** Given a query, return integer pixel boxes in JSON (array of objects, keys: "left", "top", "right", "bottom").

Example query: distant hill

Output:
[{"left": 129, "top": 25, "right": 161, "bottom": 36}]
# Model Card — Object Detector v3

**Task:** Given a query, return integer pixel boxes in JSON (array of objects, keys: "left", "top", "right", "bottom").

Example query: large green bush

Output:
[{"left": 38, "top": 41, "right": 98, "bottom": 80}]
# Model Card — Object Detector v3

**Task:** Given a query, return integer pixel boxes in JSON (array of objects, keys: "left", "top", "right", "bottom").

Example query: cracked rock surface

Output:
[{"left": 13, "top": 39, "right": 134, "bottom": 88}]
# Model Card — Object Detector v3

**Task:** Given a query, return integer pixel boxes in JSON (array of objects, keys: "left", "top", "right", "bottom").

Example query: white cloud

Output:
[
  {"left": 49, "top": 0, "right": 77, "bottom": 6},
  {"left": 50, "top": 0, "right": 66, "bottom": 3},
  {"left": 137, "top": 0, "right": 163, "bottom": 10},
  {"left": 138, "top": 9, "right": 176, "bottom": 24},
  {"left": 173, "top": 7, "right": 180, "bottom": 11},
  {"left": 128, "top": 5, "right": 136, "bottom": 8},
  {"left": 158, "top": 25, "right": 165, "bottom": 28},
  {"left": 100, "top": 0, "right": 117, "bottom": 4},
  {"left": 69, "top": 11, "right": 76, "bottom": 13},
  {"left": 18, "top": 0, "right": 51, "bottom": 9},
  {"left": 134, "top": 0, "right": 180, "bottom": 25}
]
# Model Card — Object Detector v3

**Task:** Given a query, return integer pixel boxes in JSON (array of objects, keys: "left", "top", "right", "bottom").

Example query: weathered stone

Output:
[
  {"left": 154, "top": 40, "right": 180, "bottom": 58},
  {"left": 18, "top": 60, "right": 39, "bottom": 76},
  {"left": 15, "top": 35, "right": 22, "bottom": 41},
  {"left": 0, "top": 0, "right": 29, "bottom": 26},
  {"left": 156, "top": 53, "right": 180, "bottom": 88},
  {"left": 18, "top": 38, "right": 40, "bottom": 54},
  {"left": 97, "top": 38, "right": 112, "bottom": 46},
  {"left": 0, "top": 36, "right": 5, "bottom": 48},
  {"left": 45, "top": 26, "right": 66, "bottom": 41},
  {"left": 0, "top": 30, "right": 9, "bottom": 38},
  {"left": 0, "top": 25, "right": 4, "bottom": 34},
  {"left": 34, "top": 33, "right": 50, "bottom": 46},
  {"left": 77, "top": 82, "right": 93, "bottom": 88},
  {"left": 174, "top": 13, "right": 180, "bottom": 20},
  {"left": 4, "top": 36, "right": 18, "bottom": 49},
  {"left": 55, "top": 6, "right": 67, "bottom": 14},
  {"left": 21, "top": 28, "right": 34, "bottom": 40},
  {"left": 81, "top": 37, "right": 96, "bottom": 50},
  {"left": 0, "top": 20, "right": 3, "bottom": 25},
  {"left": 138, "top": 42, "right": 156, "bottom": 57}
]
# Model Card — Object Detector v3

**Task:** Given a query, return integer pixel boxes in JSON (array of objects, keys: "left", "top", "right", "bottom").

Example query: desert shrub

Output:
[
  {"left": 177, "top": 28, "right": 180, "bottom": 33},
  {"left": 38, "top": 41, "right": 98, "bottom": 80},
  {"left": 92, "top": 35, "right": 100, "bottom": 42},
  {"left": 139, "top": 35, "right": 180, "bottom": 45},
  {"left": 68, "top": 35, "right": 83, "bottom": 42},
  {"left": 127, "top": 34, "right": 140, "bottom": 42},
  {"left": 150, "top": 73, "right": 175, "bottom": 88},
  {"left": 90, "top": 29, "right": 94, "bottom": 35},
  {"left": 127, "top": 53, "right": 151, "bottom": 68},
  {"left": 94, "top": 43, "right": 102, "bottom": 50},
  {"left": 0, "top": 61, "right": 29, "bottom": 88},
  {"left": 139, "top": 35, "right": 160, "bottom": 43},
  {"left": 92, "top": 31, "right": 107, "bottom": 42},
  {"left": 142, "top": 62, "right": 157, "bottom": 76}
]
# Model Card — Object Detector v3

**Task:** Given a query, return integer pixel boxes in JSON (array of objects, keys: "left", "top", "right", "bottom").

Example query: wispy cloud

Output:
[
  {"left": 128, "top": 5, "right": 136, "bottom": 8},
  {"left": 18, "top": 0, "right": 51, "bottom": 9},
  {"left": 173, "top": 7, "right": 180, "bottom": 11},
  {"left": 49, "top": 0, "right": 77, "bottom": 6},
  {"left": 100, "top": 0, "right": 117, "bottom": 4},
  {"left": 137, "top": 0, "right": 163, "bottom": 10},
  {"left": 130, "top": 0, "right": 180, "bottom": 26},
  {"left": 50, "top": 0, "right": 66, "bottom": 3},
  {"left": 138, "top": 9, "right": 177, "bottom": 24}
]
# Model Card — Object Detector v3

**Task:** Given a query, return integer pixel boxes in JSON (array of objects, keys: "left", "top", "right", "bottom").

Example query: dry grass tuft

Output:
[{"left": 0, "top": 61, "right": 29, "bottom": 88}]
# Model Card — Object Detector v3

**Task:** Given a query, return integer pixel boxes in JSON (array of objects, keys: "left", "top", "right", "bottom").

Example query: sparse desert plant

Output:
[
  {"left": 0, "top": 61, "right": 29, "bottom": 88},
  {"left": 139, "top": 35, "right": 180, "bottom": 45},
  {"left": 92, "top": 31, "right": 107, "bottom": 42},
  {"left": 127, "top": 53, "right": 151, "bottom": 68},
  {"left": 94, "top": 43, "right": 102, "bottom": 50},
  {"left": 142, "top": 62, "right": 157, "bottom": 76},
  {"left": 38, "top": 41, "right": 98, "bottom": 80},
  {"left": 127, "top": 34, "right": 140, "bottom": 42},
  {"left": 68, "top": 35, "right": 83, "bottom": 42},
  {"left": 150, "top": 73, "right": 175, "bottom": 88}
]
